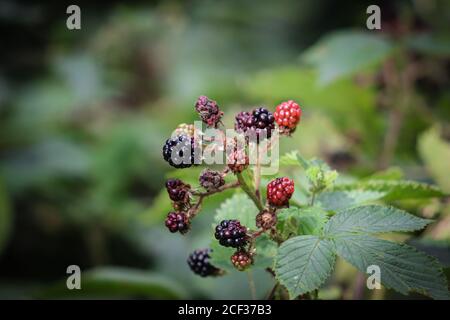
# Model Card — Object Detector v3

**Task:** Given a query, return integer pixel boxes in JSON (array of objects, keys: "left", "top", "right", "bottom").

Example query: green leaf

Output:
[
  {"left": 254, "top": 234, "right": 278, "bottom": 269},
  {"left": 278, "top": 207, "right": 328, "bottom": 236},
  {"left": 279, "top": 150, "right": 311, "bottom": 169},
  {"left": 363, "top": 167, "right": 404, "bottom": 181},
  {"left": 332, "top": 180, "right": 445, "bottom": 201},
  {"left": 333, "top": 234, "right": 450, "bottom": 300},
  {"left": 302, "top": 31, "right": 393, "bottom": 84},
  {"left": 0, "top": 179, "right": 12, "bottom": 255},
  {"left": 316, "top": 190, "right": 385, "bottom": 211},
  {"left": 418, "top": 126, "right": 450, "bottom": 193},
  {"left": 275, "top": 235, "right": 335, "bottom": 298},
  {"left": 324, "top": 205, "right": 432, "bottom": 235},
  {"left": 36, "top": 267, "right": 187, "bottom": 299},
  {"left": 214, "top": 193, "right": 259, "bottom": 229}
]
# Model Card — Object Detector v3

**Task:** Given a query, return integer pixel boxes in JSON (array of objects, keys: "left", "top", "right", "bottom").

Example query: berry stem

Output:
[
  {"left": 266, "top": 283, "right": 279, "bottom": 300},
  {"left": 310, "top": 191, "right": 316, "bottom": 206},
  {"left": 191, "top": 181, "right": 240, "bottom": 197},
  {"left": 237, "top": 172, "right": 264, "bottom": 211},
  {"left": 254, "top": 152, "right": 262, "bottom": 201},
  {"left": 189, "top": 181, "right": 240, "bottom": 218}
]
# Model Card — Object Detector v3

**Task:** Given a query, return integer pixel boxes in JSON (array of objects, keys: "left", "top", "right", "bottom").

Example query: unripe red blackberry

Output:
[
  {"left": 256, "top": 210, "right": 277, "bottom": 230},
  {"left": 215, "top": 220, "right": 248, "bottom": 248},
  {"left": 267, "top": 177, "right": 295, "bottom": 207},
  {"left": 165, "top": 178, "right": 191, "bottom": 203},
  {"left": 227, "top": 148, "right": 249, "bottom": 174},
  {"left": 165, "top": 211, "right": 190, "bottom": 234},
  {"left": 195, "top": 96, "right": 223, "bottom": 128},
  {"left": 162, "top": 135, "right": 199, "bottom": 169},
  {"left": 231, "top": 250, "right": 253, "bottom": 271},
  {"left": 199, "top": 169, "right": 225, "bottom": 191},
  {"left": 187, "top": 248, "right": 221, "bottom": 277},
  {"left": 274, "top": 100, "right": 302, "bottom": 135}
]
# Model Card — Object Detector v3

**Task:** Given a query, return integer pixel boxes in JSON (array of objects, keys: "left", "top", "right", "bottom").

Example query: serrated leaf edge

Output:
[{"left": 274, "top": 236, "right": 336, "bottom": 299}]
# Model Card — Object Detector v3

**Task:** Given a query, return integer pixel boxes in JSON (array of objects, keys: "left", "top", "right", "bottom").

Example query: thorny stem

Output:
[
  {"left": 310, "top": 191, "right": 316, "bottom": 206},
  {"left": 247, "top": 270, "right": 257, "bottom": 300},
  {"left": 266, "top": 283, "right": 279, "bottom": 300},
  {"left": 191, "top": 181, "right": 240, "bottom": 197},
  {"left": 254, "top": 154, "right": 262, "bottom": 201},
  {"left": 312, "top": 289, "right": 319, "bottom": 300},
  {"left": 254, "top": 135, "right": 277, "bottom": 201},
  {"left": 188, "top": 181, "right": 240, "bottom": 218},
  {"left": 237, "top": 172, "right": 264, "bottom": 211},
  {"left": 377, "top": 57, "right": 417, "bottom": 170}
]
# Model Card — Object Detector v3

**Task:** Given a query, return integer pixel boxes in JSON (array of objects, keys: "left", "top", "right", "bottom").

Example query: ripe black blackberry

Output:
[
  {"left": 162, "top": 135, "right": 199, "bottom": 169},
  {"left": 187, "top": 248, "right": 221, "bottom": 277},
  {"left": 234, "top": 108, "right": 275, "bottom": 142},
  {"left": 215, "top": 220, "right": 248, "bottom": 248},
  {"left": 199, "top": 169, "right": 225, "bottom": 191},
  {"left": 165, "top": 178, "right": 191, "bottom": 203},
  {"left": 165, "top": 211, "right": 190, "bottom": 234}
]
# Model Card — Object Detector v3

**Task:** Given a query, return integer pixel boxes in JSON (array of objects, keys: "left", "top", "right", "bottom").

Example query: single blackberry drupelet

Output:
[
  {"left": 162, "top": 135, "right": 198, "bottom": 169},
  {"left": 267, "top": 177, "right": 295, "bottom": 207},
  {"left": 231, "top": 250, "right": 253, "bottom": 271},
  {"left": 165, "top": 178, "right": 190, "bottom": 203},
  {"left": 215, "top": 219, "right": 248, "bottom": 248},
  {"left": 165, "top": 211, "right": 190, "bottom": 234},
  {"left": 274, "top": 100, "right": 302, "bottom": 135},
  {"left": 187, "top": 248, "right": 221, "bottom": 277},
  {"left": 199, "top": 169, "right": 225, "bottom": 191},
  {"left": 195, "top": 96, "right": 223, "bottom": 128}
]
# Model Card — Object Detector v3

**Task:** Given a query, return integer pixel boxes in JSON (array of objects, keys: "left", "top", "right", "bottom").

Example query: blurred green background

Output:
[{"left": 0, "top": 0, "right": 449, "bottom": 299}]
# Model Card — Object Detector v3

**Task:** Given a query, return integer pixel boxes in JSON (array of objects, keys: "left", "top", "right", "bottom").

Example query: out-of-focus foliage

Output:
[{"left": 418, "top": 126, "right": 450, "bottom": 193}]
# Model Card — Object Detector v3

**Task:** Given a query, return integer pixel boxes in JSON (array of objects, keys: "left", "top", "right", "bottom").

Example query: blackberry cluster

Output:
[
  {"left": 165, "top": 211, "right": 190, "bottom": 234},
  {"left": 162, "top": 135, "right": 198, "bottom": 169},
  {"left": 231, "top": 250, "right": 253, "bottom": 271},
  {"left": 195, "top": 96, "right": 223, "bottom": 128},
  {"left": 199, "top": 169, "right": 225, "bottom": 191},
  {"left": 187, "top": 248, "right": 221, "bottom": 277},
  {"left": 267, "top": 177, "right": 295, "bottom": 207},
  {"left": 165, "top": 179, "right": 190, "bottom": 203},
  {"left": 235, "top": 107, "right": 275, "bottom": 142},
  {"left": 215, "top": 220, "right": 248, "bottom": 248}
]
